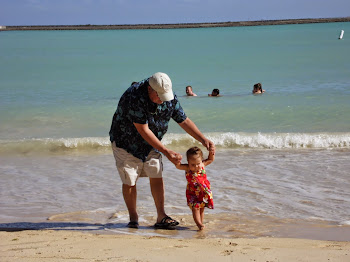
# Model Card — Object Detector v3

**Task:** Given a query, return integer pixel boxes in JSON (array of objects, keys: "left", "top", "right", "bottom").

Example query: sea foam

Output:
[{"left": 1, "top": 132, "right": 349, "bottom": 155}]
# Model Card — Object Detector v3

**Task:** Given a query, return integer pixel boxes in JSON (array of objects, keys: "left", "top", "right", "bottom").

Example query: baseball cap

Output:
[{"left": 148, "top": 72, "right": 174, "bottom": 102}]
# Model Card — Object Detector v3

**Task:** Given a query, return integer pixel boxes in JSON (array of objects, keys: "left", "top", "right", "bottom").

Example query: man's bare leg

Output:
[
  {"left": 149, "top": 177, "right": 167, "bottom": 223},
  {"left": 122, "top": 184, "right": 138, "bottom": 223}
]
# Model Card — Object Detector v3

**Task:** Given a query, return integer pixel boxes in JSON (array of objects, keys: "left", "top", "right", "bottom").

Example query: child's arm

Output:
[
  {"left": 175, "top": 161, "right": 189, "bottom": 171},
  {"left": 203, "top": 150, "right": 215, "bottom": 166}
]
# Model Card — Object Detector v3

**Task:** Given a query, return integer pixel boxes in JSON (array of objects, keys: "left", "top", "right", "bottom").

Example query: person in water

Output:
[
  {"left": 175, "top": 146, "right": 214, "bottom": 230},
  {"left": 208, "top": 89, "right": 220, "bottom": 97},
  {"left": 252, "top": 83, "right": 265, "bottom": 94},
  {"left": 186, "top": 85, "right": 197, "bottom": 96}
]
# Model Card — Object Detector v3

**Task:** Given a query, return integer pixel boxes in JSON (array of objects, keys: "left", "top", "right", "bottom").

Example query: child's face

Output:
[{"left": 188, "top": 155, "right": 203, "bottom": 172}]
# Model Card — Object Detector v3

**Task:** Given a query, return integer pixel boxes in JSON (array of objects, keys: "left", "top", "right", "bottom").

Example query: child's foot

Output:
[{"left": 197, "top": 224, "right": 205, "bottom": 231}]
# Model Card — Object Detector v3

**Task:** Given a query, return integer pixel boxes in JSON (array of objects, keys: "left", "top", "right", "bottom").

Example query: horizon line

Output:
[{"left": 1, "top": 17, "right": 349, "bottom": 30}]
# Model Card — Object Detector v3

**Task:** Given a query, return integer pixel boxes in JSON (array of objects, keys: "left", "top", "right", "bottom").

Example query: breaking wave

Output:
[{"left": 1, "top": 132, "right": 349, "bottom": 155}]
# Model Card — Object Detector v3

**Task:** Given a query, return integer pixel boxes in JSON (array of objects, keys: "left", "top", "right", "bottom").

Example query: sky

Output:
[{"left": 0, "top": 0, "right": 349, "bottom": 26}]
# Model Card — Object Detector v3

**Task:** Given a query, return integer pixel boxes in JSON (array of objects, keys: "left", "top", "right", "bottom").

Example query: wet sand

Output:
[
  {"left": 1, "top": 212, "right": 350, "bottom": 242},
  {"left": 2, "top": 17, "right": 350, "bottom": 31},
  {"left": 1, "top": 229, "right": 349, "bottom": 262}
]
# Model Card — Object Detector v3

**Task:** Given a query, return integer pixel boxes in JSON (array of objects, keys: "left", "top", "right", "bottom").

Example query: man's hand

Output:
[
  {"left": 133, "top": 122, "right": 184, "bottom": 165},
  {"left": 164, "top": 149, "right": 183, "bottom": 165},
  {"left": 202, "top": 139, "right": 216, "bottom": 155}
]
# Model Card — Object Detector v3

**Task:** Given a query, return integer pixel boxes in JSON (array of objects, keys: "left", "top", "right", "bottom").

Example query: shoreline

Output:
[
  {"left": 1, "top": 212, "right": 350, "bottom": 242},
  {"left": 1, "top": 17, "right": 350, "bottom": 31},
  {"left": 1, "top": 230, "right": 349, "bottom": 262}
]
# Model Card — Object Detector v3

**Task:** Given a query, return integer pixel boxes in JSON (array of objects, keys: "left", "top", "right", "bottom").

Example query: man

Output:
[
  {"left": 185, "top": 85, "right": 197, "bottom": 96},
  {"left": 109, "top": 72, "right": 215, "bottom": 229}
]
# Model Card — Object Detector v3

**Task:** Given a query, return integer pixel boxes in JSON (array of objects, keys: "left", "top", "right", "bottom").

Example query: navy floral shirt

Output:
[{"left": 109, "top": 79, "right": 187, "bottom": 161}]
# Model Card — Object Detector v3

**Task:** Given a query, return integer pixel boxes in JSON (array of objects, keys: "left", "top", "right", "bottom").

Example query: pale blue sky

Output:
[{"left": 0, "top": 0, "right": 349, "bottom": 26}]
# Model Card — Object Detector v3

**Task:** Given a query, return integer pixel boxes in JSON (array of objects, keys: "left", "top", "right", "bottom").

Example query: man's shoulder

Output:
[
  {"left": 121, "top": 82, "right": 148, "bottom": 103},
  {"left": 165, "top": 94, "right": 180, "bottom": 106}
]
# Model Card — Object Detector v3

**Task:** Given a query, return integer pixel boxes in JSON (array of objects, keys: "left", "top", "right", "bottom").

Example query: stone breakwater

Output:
[{"left": 1, "top": 17, "right": 350, "bottom": 31}]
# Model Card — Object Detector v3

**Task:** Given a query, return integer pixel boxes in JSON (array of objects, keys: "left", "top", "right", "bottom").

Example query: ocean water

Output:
[{"left": 0, "top": 22, "right": 350, "bottom": 240}]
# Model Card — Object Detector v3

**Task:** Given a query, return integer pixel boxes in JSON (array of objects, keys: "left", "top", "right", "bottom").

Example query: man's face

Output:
[{"left": 148, "top": 86, "right": 163, "bottom": 104}]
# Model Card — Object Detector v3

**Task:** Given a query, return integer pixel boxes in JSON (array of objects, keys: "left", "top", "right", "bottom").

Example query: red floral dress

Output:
[{"left": 185, "top": 167, "right": 214, "bottom": 209}]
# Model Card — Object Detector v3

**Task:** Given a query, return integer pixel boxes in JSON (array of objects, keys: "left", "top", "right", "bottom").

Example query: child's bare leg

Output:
[
  {"left": 200, "top": 207, "right": 205, "bottom": 224},
  {"left": 192, "top": 208, "right": 205, "bottom": 230}
]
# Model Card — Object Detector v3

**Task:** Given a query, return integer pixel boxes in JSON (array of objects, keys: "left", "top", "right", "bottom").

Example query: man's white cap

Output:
[{"left": 149, "top": 72, "right": 174, "bottom": 102}]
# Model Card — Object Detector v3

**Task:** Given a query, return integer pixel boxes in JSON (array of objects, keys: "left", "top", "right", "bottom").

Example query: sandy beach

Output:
[{"left": 1, "top": 230, "right": 349, "bottom": 262}]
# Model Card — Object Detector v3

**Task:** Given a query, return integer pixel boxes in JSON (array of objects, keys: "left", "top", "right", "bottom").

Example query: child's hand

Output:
[
  {"left": 174, "top": 155, "right": 189, "bottom": 170},
  {"left": 209, "top": 142, "right": 215, "bottom": 155},
  {"left": 177, "top": 154, "right": 183, "bottom": 161},
  {"left": 202, "top": 139, "right": 215, "bottom": 155},
  {"left": 165, "top": 150, "right": 182, "bottom": 165},
  {"left": 175, "top": 155, "right": 182, "bottom": 166}
]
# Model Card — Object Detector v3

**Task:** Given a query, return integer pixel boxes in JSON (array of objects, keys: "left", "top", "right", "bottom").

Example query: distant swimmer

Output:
[
  {"left": 252, "top": 83, "right": 265, "bottom": 94},
  {"left": 208, "top": 89, "right": 221, "bottom": 97},
  {"left": 186, "top": 85, "right": 197, "bottom": 96}
]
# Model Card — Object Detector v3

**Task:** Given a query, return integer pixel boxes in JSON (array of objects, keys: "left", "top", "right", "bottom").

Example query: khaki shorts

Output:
[{"left": 112, "top": 142, "right": 163, "bottom": 186}]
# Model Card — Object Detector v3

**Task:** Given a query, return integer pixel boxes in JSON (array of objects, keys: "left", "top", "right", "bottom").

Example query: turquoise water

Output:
[
  {"left": 1, "top": 23, "right": 350, "bottom": 238},
  {"left": 1, "top": 22, "right": 350, "bottom": 143}
]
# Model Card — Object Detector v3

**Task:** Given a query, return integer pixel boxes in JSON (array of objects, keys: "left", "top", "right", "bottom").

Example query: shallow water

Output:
[{"left": 1, "top": 148, "right": 349, "bottom": 240}]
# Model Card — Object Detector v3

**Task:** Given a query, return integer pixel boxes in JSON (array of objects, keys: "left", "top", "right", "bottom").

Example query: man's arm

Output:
[
  {"left": 178, "top": 118, "right": 216, "bottom": 155},
  {"left": 134, "top": 122, "right": 182, "bottom": 164}
]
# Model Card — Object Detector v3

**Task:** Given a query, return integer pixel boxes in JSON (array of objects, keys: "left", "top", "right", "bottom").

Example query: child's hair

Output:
[{"left": 186, "top": 146, "right": 203, "bottom": 160}]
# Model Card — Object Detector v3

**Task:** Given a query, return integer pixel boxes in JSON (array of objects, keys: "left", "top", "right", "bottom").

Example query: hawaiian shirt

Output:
[{"left": 109, "top": 79, "right": 187, "bottom": 161}]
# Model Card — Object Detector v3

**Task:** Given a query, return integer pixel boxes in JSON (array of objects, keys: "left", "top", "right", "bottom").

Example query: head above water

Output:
[
  {"left": 253, "top": 83, "right": 263, "bottom": 93},
  {"left": 186, "top": 85, "right": 194, "bottom": 95},
  {"left": 148, "top": 72, "right": 174, "bottom": 102},
  {"left": 211, "top": 89, "right": 220, "bottom": 96}
]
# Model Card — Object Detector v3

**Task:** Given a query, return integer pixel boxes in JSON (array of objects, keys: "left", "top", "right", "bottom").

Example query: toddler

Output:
[{"left": 175, "top": 146, "right": 214, "bottom": 230}]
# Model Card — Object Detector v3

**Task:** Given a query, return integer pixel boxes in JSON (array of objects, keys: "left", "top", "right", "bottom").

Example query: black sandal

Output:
[
  {"left": 166, "top": 216, "right": 179, "bottom": 226},
  {"left": 154, "top": 216, "right": 179, "bottom": 230},
  {"left": 127, "top": 221, "right": 139, "bottom": 229}
]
